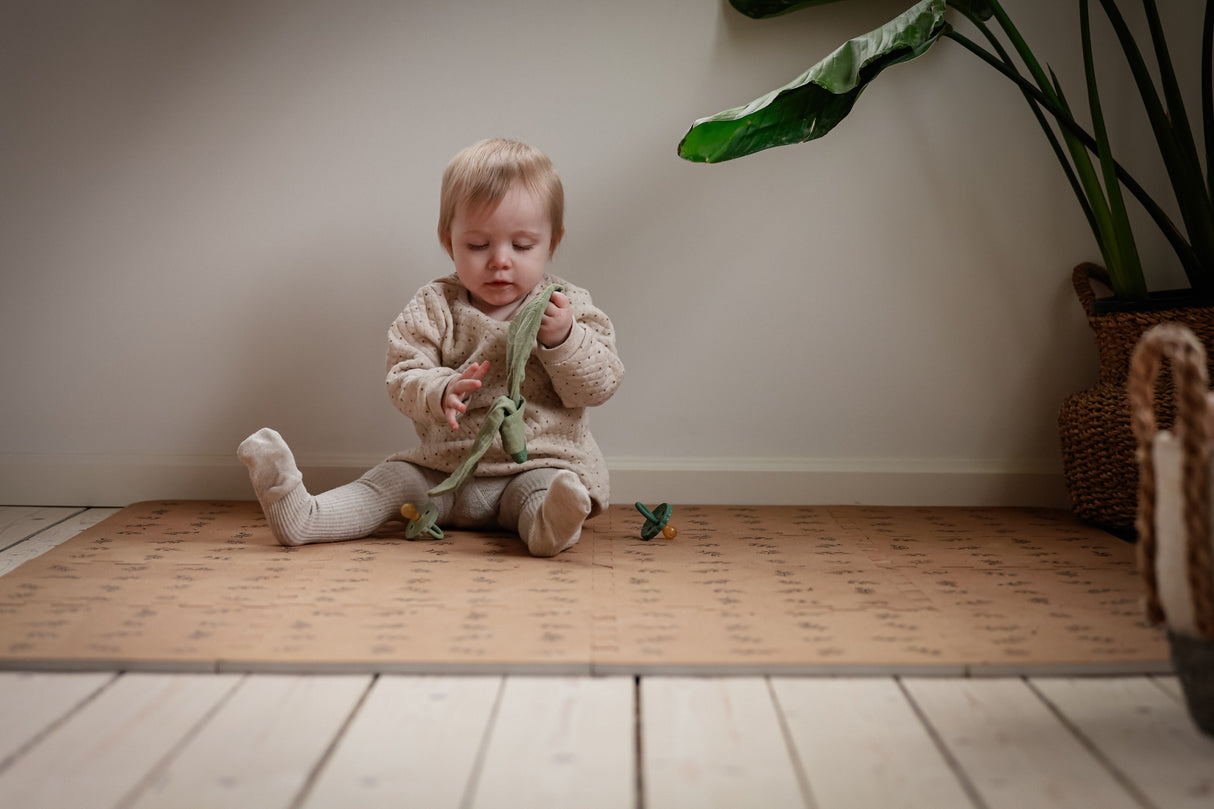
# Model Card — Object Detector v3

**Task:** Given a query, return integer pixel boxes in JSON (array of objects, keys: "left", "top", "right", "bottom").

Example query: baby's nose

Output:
[{"left": 489, "top": 245, "right": 512, "bottom": 268}]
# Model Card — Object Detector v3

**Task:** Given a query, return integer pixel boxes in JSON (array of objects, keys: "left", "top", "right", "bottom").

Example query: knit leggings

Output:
[{"left": 266, "top": 461, "right": 575, "bottom": 556}]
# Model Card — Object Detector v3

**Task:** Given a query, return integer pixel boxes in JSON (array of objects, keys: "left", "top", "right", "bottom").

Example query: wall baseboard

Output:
[
  {"left": 607, "top": 456, "right": 1068, "bottom": 508},
  {"left": 0, "top": 453, "right": 1069, "bottom": 509}
]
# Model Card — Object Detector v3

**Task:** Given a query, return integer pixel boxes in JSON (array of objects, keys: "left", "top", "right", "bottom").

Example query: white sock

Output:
[
  {"left": 237, "top": 427, "right": 309, "bottom": 546},
  {"left": 237, "top": 427, "right": 303, "bottom": 505},
  {"left": 520, "top": 470, "right": 591, "bottom": 557}
]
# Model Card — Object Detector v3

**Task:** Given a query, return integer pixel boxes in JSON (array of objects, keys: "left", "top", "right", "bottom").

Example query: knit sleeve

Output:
[
  {"left": 537, "top": 284, "right": 624, "bottom": 408},
  {"left": 386, "top": 285, "right": 459, "bottom": 425}
]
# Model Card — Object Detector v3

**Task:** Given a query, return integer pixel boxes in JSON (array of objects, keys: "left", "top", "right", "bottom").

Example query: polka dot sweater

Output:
[{"left": 385, "top": 274, "right": 624, "bottom": 516}]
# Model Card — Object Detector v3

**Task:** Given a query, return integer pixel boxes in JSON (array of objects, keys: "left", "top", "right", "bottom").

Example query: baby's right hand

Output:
[{"left": 442, "top": 361, "right": 491, "bottom": 430}]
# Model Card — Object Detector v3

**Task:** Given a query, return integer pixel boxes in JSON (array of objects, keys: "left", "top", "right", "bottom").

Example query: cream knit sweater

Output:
[{"left": 385, "top": 274, "right": 623, "bottom": 516}]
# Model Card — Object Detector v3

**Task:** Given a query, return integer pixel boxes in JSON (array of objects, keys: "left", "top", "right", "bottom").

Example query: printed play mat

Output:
[{"left": 0, "top": 501, "right": 1169, "bottom": 674}]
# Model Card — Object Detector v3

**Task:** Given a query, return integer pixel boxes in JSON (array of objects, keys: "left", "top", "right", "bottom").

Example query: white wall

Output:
[{"left": 1, "top": 0, "right": 1196, "bottom": 507}]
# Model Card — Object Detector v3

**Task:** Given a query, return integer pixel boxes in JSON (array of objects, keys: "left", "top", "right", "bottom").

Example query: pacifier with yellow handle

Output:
[{"left": 400, "top": 502, "right": 444, "bottom": 540}]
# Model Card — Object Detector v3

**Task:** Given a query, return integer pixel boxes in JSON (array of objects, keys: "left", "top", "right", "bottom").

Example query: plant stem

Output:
[
  {"left": 1082, "top": 0, "right": 1146, "bottom": 298},
  {"left": 1051, "top": 72, "right": 1121, "bottom": 284},
  {"left": 982, "top": 0, "right": 1057, "bottom": 103},
  {"left": 970, "top": 0, "right": 1148, "bottom": 297},
  {"left": 949, "top": 11, "right": 1103, "bottom": 251},
  {"left": 1144, "top": 0, "right": 1201, "bottom": 175},
  {"left": 1203, "top": 0, "right": 1213, "bottom": 201},
  {"left": 1099, "top": 0, "right": 1214, "bottom": 290},
  {"left": 945, "top": 27, "right": 1203, "bottom": 281}
]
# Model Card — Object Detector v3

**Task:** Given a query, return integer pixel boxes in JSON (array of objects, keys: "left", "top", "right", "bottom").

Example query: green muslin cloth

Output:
[{"left": 427, "top": 284, "right": 563, "bottom": 498}]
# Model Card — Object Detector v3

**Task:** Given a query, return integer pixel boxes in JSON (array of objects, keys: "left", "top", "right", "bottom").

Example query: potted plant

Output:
[{"left": 678, "top": 0, "right": 1214, "bottom": 535}]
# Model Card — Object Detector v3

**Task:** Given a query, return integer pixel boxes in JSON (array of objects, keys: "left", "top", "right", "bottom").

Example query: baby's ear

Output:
[
  {"left": 549, "top": 227, "right": 565, "bottom": 258},
  {"left": 439, "top": 231, "right": 454, "bottom": 259}
]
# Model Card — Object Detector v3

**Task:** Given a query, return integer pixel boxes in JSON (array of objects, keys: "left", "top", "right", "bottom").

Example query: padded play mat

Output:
[{"left": 0, "top": 501, "right": 1168, "bottom": 675}]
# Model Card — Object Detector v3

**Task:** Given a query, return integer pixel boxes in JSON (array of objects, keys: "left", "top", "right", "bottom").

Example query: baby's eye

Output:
[
  {"left": 467, "top": 243, "right": 489, "bottom": 251},
  {"left": 514, "top": 243, "right": 535, "bottom": 251}
]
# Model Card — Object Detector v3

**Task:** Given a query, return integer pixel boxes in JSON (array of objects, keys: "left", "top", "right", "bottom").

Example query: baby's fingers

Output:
[
  {"left": 450, "top": 377, "right": 483, "bottom": 398},
  {"left": 467, "top": 360, "right": 491, "bottom": 382},
  {"left": 443, "top": 394, "right": 464, "bottom": 430}
]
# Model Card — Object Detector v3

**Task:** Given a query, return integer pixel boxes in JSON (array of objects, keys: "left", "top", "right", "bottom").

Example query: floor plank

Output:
[
  {"left": 0, "top": 672, "right": 240, "bottom": 809},
  {"left": 770, "top": 677, "right": 977, "bottom": 809},
  {"left": 904, "top": 677, "right": 1143, "bottom": 809},
  {"left": 1032, "top": 676, "right": 1214, "bottom": 809},
  {"left": 471, "top": 676, "right": 635, "bottom": 809},
  {"left": 0, "top": 506, "right": 84, "bottom": 554},
  {"left": 300, "top": 675, "right": 501, "bottom": 809},
  {"left": 1153, "top": 675, "right": 1185, "bottom": 702},
  {"left": 0, "top": 506, "right": 42, "bottom": 534},
  {"left": 640, "top": 677, "right": 806, "bottom": 809},
  {"left": 0, "top": 506, "right": 118, "bottom": 577},
  {"left": 0, "top": 671, "right": 115, "bottom": 767},
  {"left": 124, "top": 674, "right": 370, "bottom": 809},
  {"left": 1, "top": 670, "right": 1209, "bottom": 809}
]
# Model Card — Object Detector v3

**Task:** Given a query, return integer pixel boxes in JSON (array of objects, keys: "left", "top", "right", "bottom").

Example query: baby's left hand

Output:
[{"left": 537, "top": 291, "right": 573, "bottom": 348}]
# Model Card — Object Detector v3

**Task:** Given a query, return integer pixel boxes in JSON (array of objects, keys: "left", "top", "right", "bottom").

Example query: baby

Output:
[{"left": 238, "top": 139, "right": 624, "bottom": 556}]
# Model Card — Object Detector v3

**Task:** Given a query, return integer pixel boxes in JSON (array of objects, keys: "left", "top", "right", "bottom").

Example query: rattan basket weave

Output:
[
  {"left": 1129, "top": 324, "right": 1214, "bottom": 735},
  {"left": 1059, "top": 264, "right": 1214, "bottom": 536}
]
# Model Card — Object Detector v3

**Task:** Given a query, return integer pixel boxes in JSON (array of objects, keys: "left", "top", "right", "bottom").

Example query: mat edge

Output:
[
  {"left": 0, "top": 453, "right": 1068, "bottom": 508},
  {"left": 0, "top": 659, "right": 1171, "bottom": 677}
]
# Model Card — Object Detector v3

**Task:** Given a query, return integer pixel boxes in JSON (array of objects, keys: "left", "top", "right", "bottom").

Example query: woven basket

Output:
[
  {"left": 1129, "top": 324, "right": 1214, "bottom": 735},
  {"left": 1059, "top": 263, "right": 1214, "bottom": 536}
]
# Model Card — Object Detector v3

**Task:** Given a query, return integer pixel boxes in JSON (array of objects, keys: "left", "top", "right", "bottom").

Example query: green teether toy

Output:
[
  {"left": 427, "top": 283, "right": 564, "bottom": 498},
  {"left": 635, "top": 502, "right": 677, "bottom": 540}
]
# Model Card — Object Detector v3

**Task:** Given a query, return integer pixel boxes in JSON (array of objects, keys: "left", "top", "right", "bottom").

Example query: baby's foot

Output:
[
  {"left": 525, "top": 471, "right": 591, "bottom": 557},
  {"left": 237, "top": 427, "right": 303, "bottom": 507}
]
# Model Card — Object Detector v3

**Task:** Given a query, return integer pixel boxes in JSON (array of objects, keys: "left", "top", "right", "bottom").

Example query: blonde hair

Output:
[{"left": 438, "top": 139, "right": 565, "bottom": 256}]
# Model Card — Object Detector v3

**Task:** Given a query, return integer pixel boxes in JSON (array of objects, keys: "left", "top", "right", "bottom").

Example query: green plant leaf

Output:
[
  {"left": 728, "top": 0, "right": 846, "bottom": 20},
  {"left": 729, "top": 0, "right": 992, "bottom": 22},
  {"left": 947, "top": 1, "right": 994, "bottom": 22},
  {"left": 679, "top": 0, "right": 948, "bottom": 163}
]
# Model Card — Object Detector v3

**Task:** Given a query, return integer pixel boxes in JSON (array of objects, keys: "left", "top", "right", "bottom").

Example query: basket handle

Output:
[
  {"left": 1071, "top": 263, "right": 1112, "bottom": 318},
  {"left": 1129, "top": 323, "right": 1214, "bottom": 638}
]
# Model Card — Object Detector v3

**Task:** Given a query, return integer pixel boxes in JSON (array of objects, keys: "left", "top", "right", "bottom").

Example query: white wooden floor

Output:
[{"left": 2, "top": 507, "right": 1213, "bottom": 809}]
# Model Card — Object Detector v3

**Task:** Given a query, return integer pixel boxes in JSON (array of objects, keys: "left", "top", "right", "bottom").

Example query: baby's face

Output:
[{"left": 450, "top": 183, "right": 553, "bottom": 319}]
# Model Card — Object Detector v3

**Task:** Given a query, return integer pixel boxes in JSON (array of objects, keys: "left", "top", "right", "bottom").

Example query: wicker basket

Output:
[
  {"left": 1059, "top": 263, "right": 1214, "bottom": 536},
  {"left": 1129, "top": 324, "right": 1214, "bottom": 735}
]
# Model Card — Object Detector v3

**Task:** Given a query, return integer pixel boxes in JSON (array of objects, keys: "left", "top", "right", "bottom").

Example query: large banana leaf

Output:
[
  {"left": 727, "top": 0, "right": 847, "bottom": 19},
  {"left": 696, "top": 0, "right": 1213, "bottom": 297},
  {"left": 678, "top": 0, "right": 948, "bottom": 163},
  {"left": 729, "top": 0, "right": 992, "bottom": 21}
]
